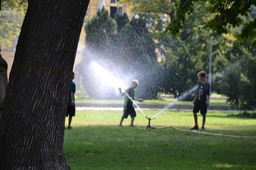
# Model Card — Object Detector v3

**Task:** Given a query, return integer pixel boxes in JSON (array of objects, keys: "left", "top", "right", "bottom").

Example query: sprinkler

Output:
[{"left": 146, "top": 117, "right": 155, "bottom": 129}]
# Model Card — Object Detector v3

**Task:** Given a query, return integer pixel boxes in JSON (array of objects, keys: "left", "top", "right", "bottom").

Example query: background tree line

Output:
[
  {"left": 81, "top": 1, "right": 256, "bottom": 112},
  {"left": 79, "top": 9, "right": 161, "bottom": 99},
  {"left": 2, "top": 0, "right": 255, "bottom": 110}
]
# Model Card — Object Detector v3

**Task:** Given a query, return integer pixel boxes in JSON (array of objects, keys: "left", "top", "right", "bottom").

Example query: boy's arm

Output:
[
  {"left": 118, "top": 88, "right": 125, "bottom": 96},
  {"left": 205, "top": 95, "right": 209, "bottom": 106}
]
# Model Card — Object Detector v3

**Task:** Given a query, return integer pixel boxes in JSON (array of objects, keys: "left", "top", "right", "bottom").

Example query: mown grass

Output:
[{"left": 64, "top": 109, "right": 256, "bottom": 170}]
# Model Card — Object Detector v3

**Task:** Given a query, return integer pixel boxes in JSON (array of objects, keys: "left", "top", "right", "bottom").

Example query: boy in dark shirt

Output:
[
  {"left": 66, "top": 72, "right": 76, "bottom": 129},
  {"left": 191, "top": 71, "right": 210, "bottom": 130},
  {"left": 119, "top": 79, "right": 143, "bottom": 127}
]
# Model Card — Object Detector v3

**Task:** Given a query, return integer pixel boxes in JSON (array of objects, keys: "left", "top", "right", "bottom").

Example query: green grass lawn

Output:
[{"left": 64, "top": 109, "right": 256, "bottom": 170}]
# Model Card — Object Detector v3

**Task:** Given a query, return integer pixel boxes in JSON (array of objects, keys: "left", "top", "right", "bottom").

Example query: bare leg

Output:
[
  {"left": 202, "top": 114, "right": 206, "bottom": 129},
  {"left": 68, "top": 116, "right": 72, "bottom": 128},
  {"left": 119, "top": 117, "right": 124, "bottom": 126},
  {"left": 130, "top": 117, "right": 135, "bottom": 126},
  {"left": 193, "top": 112, "right": 198, "bottom": 127}
]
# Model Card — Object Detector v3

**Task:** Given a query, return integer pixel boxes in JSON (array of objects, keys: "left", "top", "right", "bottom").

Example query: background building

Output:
[{"left": 86, "top": 0, "right": 133, "bottom": 20}]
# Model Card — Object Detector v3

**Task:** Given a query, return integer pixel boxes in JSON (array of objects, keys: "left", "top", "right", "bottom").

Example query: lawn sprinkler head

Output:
[{"left": 146, "top": 117, "right": 156, "bottom": 129}]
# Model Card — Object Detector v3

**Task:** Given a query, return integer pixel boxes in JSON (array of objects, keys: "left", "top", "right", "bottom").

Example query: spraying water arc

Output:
[
  {"left": 87, "top": 60, "right": 199, "bottom": 129},
  {"left": 122, "top": 85, "right": 198, "bottom": 129},
  {"left": 151, "top": 85, "right": 198, "bottom": 120}
]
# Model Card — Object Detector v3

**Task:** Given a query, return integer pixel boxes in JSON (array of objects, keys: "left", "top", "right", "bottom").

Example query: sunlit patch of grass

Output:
[{"left": 214, "top": 163, "right": 234, "bottom": 169}]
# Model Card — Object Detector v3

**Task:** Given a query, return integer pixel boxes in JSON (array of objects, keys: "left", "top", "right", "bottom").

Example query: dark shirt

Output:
[
  {"left": 68, "top": 81, "right": 76, "bottom": 106},
  {"left": 195, "top": 82, "right": 210, "bottom": 104}
]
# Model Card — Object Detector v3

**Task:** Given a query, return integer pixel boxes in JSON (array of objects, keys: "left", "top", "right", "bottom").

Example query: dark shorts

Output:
[
  {"left": 193, "top": 103, "right": 208, "bottom": 115},
  {"left": 66, "top": 105, "right": 75, "bottom": 117},
  {"left": 122, "top": 104, "right": 136, "bottom": 119}
]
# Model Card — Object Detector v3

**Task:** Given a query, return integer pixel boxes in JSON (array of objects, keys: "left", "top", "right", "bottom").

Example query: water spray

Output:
[
  {"left": 89, "top": 60, "right": 152, "bottom": 126},
  {"left": 86, "top": 58, "right": 254, "bottom": 137},
  {"left": 122, "top": 85, "right": 198, "bottom": 129},
  {"left": 151, "top": 85, "right": 197, "bottom": 120},
  {"left": 89, "top": 60, "right": 199, "bottom": 129},
  {"left": 89, "top": 61, "right": 128, "bottom": 96}
]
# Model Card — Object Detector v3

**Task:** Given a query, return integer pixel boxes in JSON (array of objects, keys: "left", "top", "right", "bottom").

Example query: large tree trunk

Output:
[{"left": 0, "top": 0, "right": 89, "bottom": 169}]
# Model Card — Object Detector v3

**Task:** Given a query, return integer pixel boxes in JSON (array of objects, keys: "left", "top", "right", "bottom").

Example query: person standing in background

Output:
[
  {"left": 191, "top": 71, "right": 210, "bottom": 130},
  {"left": 66, "top": 71, "right": 76, "bottom": 129}
]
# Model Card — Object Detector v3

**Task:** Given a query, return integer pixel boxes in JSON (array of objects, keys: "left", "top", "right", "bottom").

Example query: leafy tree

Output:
[
  {"left": 85, "top": 8, "right": 117, "bottom": 54},
  {"left": 211, "top": 23, "right": 256, "bottom": 111},
  {"left": 80, "top": 9, "right": 160, "bottom": 99},
  {"left": 120, "top": 0, "right": 174, "bottom": 33},
  {"left": 216, "top": 46, "right": 256, "bottom": 111},
  {"left": 114, "top": 0, "right": 256, "bottom": 112},
  {"left": 81, "top": 8, "right": 118, "bottom": 99},
  {"left": 113, "top": 17, "right": 160, "bottom": 99},
  {"left": 156, "top": 2, "right": 217, "bottom": 98},
  {"left": 158, "top": 34, "right": 194, "bottom": 97},
  {"left": 0, "top": 0, "right": 27, "bottom": 48},
  {"left": 170, "top": 0, "right": 256, "bottom": 45},
  {"left": 216, "top": 64, "right": 241, "bottom": 109},
  {"left": 0, "top": 0, "right": 90, "bottom": 169},
  {"left": 119, "top": 1, "right": 256, "bottom": 109},
  {"left": 239, "top": 53, "right": 256, "bottom": 110},
  {"left": 114, "top": 13, "right": 129, "bottom": 32},
  {"left": 118, "top": 1, "right": 214, "bottom": 98}
]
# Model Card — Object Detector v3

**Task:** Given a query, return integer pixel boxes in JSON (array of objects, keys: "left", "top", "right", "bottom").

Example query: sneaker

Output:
[
  {"left": 190, "top": 125, "right": 199, "bottom": 130},
  {"left": 201, "top": 127, "right": 205, "bottom": 130},
  {"left": 67, "top": 126, "right": 73, "bottom": 129}
]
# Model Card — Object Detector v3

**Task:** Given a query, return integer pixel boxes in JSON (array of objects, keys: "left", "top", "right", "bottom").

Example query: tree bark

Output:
[{"left": 0, "top": 0, "right": 89, "bottom": 169}]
